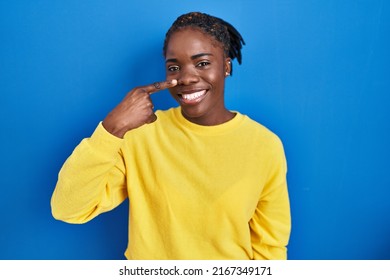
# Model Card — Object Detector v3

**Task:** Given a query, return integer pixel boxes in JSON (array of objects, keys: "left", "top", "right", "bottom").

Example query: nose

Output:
[{"left": 177, "top": 67, "right": 200, "bottom": 85}]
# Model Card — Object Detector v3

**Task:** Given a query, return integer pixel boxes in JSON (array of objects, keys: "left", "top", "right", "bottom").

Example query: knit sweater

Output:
[{"left": 51, "top": 107, "right": 291, "bottom": 260}]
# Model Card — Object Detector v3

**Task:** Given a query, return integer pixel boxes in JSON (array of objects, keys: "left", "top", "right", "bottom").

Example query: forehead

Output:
[{"left": 165, "top": 28, "right": 224, "bottom": 58}]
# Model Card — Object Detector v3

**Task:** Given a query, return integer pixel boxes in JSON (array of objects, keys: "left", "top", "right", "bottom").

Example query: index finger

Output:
[{"left": 143, "top": 79, "right": 178, "bottom": 94}]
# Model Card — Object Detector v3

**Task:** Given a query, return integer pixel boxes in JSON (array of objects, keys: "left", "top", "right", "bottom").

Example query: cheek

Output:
[
  {"left": 206, "top": 70, "right": 225, "bottom": 89},
  {"left": 165, "top": 70, "right": 180, "bottom": 82},
  {"left": 168, "top": 88, "right": 179, "bottom": 100}
]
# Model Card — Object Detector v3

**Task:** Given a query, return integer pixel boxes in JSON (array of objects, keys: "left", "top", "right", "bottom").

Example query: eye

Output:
[
  {"left": 167, "top": 65, "right": 179, "bottom": 72},
  {"left": 197, "top": 61, "right": 210, "bottom": 68}
]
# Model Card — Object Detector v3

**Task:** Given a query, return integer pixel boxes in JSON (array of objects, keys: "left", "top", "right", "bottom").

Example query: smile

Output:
[{"left": 179, "top": 90, "right": 207, "bottom": 104}]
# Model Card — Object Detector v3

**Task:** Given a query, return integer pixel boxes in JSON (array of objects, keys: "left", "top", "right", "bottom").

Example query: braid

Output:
[
  {"left": 163, "top": 12, "right": 245, "bottom": 75},
  {"left": 218, "top": 18, "right": 245, "bottom": 65}
]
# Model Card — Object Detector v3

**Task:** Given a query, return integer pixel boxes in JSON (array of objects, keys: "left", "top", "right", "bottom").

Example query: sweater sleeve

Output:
[
  {"left": 249, "top": 138, "right": 291, "bottom": 260},
  {"left": 51, "top": 122, "right": 128, "bottom": 224}
]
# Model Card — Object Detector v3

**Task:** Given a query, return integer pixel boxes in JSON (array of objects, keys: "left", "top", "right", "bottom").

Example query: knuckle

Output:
[{"left": 134, "top": 86, "right": 148, "bottom": 94}]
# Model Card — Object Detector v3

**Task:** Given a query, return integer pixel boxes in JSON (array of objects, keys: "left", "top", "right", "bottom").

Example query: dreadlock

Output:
[{"left": 163, "top": 12, "right": 245, "bottom": 75}]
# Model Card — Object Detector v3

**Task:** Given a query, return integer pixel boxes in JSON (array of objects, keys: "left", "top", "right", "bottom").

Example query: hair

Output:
[{"left": 163, "top": 12, "right": 245, "bottom": 75}]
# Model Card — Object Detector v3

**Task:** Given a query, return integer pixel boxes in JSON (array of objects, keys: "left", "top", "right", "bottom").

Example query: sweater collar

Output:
[{"left": 171, "top": 106, "right": 246, "bottom": 135}]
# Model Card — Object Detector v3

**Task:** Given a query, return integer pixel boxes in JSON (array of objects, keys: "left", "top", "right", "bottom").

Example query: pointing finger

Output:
[{"left": 142, "top": 79, "right": 178, "bottom": 94}]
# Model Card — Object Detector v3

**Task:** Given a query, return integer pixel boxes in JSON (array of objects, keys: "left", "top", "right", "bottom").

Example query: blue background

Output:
[{"left": 1, "top": 0, "right": 389, "bottom": 260}]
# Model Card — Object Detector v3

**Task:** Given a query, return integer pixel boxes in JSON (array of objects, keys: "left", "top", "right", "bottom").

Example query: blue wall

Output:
[{"left": 1, "top": 0, "right": 389, "bottom": 260}]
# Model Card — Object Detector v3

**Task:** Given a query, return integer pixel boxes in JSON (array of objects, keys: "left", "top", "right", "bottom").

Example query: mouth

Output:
[{"left": 178, "top": 90, "right": 208, "bottom": 105}]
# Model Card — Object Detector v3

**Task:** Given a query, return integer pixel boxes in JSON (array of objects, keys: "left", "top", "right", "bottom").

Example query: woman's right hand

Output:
[{"left": 102, "top": 79, "right": 177, "bottom": 138}]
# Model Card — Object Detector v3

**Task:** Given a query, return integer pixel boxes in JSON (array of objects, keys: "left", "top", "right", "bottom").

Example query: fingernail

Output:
[{"left": 171, "top": 79, "right": 177, "bottom": 85}]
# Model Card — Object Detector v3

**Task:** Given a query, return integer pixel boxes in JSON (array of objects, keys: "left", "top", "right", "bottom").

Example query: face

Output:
[{"left": 165, "top": 28, "right": 232, "bottom": 125}]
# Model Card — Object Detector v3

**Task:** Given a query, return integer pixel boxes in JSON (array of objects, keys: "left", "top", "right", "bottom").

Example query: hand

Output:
[{"left": 102, "top": 79, "right": 177, "bottom": 138}]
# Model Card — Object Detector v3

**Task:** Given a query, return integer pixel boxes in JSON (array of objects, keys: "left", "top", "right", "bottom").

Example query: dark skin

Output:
[
  {"left": 103, "top": 27, "right": 232, "bottom": 138},
  {"left": 102, "top": 79, "right": 177, "bottom": 138},
  {"left": 165, "top": 28, "right": 233, "bottom": 126}
]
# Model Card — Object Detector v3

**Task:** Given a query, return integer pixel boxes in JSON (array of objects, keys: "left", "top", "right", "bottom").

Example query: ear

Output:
[{"left": 224, "top": 57, "right": 232, "bottom": 77}]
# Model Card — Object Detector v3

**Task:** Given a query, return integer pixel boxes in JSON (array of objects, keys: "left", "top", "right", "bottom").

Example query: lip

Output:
[{"left": 177, "top": 89, "right": 208, "bottom": 105}]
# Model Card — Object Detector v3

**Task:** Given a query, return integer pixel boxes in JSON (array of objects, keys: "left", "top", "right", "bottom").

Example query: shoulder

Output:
[
  {"left": 240, "top": 113, "right": 284, "bottom": 148},
  {"left": 123, "top": 108, "right": 177, "bottom": 139},
  {"left": 154, "top": 107, "right": 177, "bottom": 122},
  {"left": 241, "top": 114, "right": 287, "bottom": 172}
]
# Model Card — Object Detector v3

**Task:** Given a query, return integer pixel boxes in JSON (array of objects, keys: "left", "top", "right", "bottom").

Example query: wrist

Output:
[{"left": 102, "top": 120, "right": 131, "bottom": 139}]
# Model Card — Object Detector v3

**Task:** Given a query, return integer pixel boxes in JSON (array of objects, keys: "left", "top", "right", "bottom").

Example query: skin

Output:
[
  {"left": 165, "top": 28, "right": 233, "bottom": 126},
  {"left": 102, "top": 80, "right": 177, "bottom": 138},
  {"left": 103, "top": 27, "right": 232, "bottom": 138}
]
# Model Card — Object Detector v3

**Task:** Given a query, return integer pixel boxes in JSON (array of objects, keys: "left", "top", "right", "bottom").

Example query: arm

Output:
[
  {"left": 51, "top": 123, "right": 128, "bottom": 224},
  {"left": 250, "top": 139, "right": 291, "bottom": 260},
  {"left": 51, "top": 79, "right": 178, "bottom": 224}
]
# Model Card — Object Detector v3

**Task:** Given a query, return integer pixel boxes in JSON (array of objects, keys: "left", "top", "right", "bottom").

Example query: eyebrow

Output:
[{"left": 165, "top": 53, "right": 213, "bottom": 63}]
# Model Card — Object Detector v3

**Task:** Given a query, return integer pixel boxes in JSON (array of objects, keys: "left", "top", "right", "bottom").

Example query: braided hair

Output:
[{"left": 163, "top": 12, "right": 245, "bottom": 75}]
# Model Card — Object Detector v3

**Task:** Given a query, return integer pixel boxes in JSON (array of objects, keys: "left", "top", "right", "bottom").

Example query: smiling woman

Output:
[
  {"left": 165, "top": 29, "right": 233, "bottom": 125},
  {"left": 51, "top": 11, "right": 291, "bottom": 260}
]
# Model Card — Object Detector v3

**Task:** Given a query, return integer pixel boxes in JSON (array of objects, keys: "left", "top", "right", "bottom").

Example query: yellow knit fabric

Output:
[{"left": 51, "top": 107, "right": 291, "bottom": 260}]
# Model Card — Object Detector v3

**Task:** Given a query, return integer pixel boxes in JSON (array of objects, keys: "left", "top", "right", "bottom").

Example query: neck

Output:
[{"left": 182, "top": 109, "right": 236, "bottom": 126}]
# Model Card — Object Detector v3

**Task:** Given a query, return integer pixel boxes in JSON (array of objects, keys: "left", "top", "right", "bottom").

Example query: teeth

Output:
[{"left": 181, "top": 90, "right": 206, "bottom": 101}]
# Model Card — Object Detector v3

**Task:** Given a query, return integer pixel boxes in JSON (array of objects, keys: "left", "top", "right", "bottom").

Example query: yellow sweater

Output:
[{"left": 51, "top": 107, "right": 291, "bottom": 260}]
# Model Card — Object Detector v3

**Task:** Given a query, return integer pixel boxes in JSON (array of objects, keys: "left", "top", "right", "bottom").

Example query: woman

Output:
[{"left": 51, "top": 12, "right": 291, "bottom": 260}]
